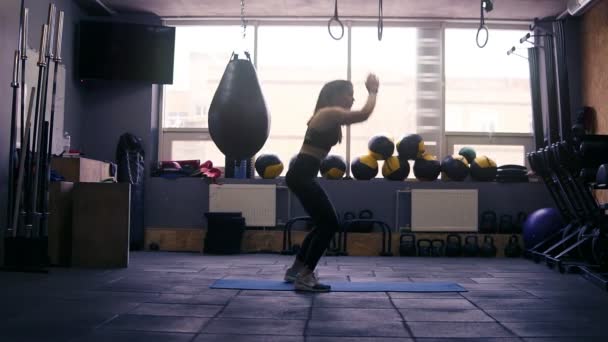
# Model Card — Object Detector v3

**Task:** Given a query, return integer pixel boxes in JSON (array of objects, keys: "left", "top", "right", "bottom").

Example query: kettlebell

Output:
[
  {"left": 431, "top": 239, "right": 445, "bottom": 257},
  {"left": 399, "top": 233, "right": 417, "bottom": 256},
  {"left": 504, "top": 234, "right": 523, "bottom": 257},
  {"left": 463, "top": 235, "right": 479, "bottom": 257},
  {"left": 343, "top": 211, "right": 356, "bottom": 221},
  {"left": 359, "top": 209, "right": 373, "bottom": 220},
  {"left": 479, "top": 211, "right": 497, "bottom": 233},
  {"left": 445, "top": 234, "right": 462, "bottom": 257},
  {"left": 499, "top": 214, "right": 514, "bottom": 234},
  {"left": 417, "top": 239, "right": 432, "bottom": 257},
  {"left": 149, "top": 242, "right": 160, "bottom": 251},
  {"left": 480, "top": 235, "right": 497, "bottom": 257},
  {"left": 513, "top": 212, "right": 527, "bottom": 234},
  {"left": 350, "top": 209, "right": 374, "bottom": 232}
]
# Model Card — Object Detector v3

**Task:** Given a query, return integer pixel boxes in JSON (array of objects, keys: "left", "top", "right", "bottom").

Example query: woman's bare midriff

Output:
[{"left": 299, "top": 143, "right": 330, "bottom": 161}]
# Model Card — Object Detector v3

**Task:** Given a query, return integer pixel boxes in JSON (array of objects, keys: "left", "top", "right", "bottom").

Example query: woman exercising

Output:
[{"left": 284, "top": 74, "right": 380, "bottom": 292}]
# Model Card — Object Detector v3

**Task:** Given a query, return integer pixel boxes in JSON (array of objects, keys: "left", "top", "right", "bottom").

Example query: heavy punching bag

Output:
[{"left": 208, "top": 52, "right": 270, "bottom": 162}]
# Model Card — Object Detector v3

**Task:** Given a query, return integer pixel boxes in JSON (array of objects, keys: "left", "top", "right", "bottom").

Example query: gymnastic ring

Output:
[
  {"left": 328, "top": 16, "right": 344, "bottom": 40},
  {"left": 476, "top": 25, "right": 489, "bottom": 48}
]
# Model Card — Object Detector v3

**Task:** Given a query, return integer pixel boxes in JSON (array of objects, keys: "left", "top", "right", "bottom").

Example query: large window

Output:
[
  {"left": 160, "top": 25, "right": 253, "bottom": 164},
  {"left": 350, "top": 26, "right": 417, "bottom": 160},
  {"left": 445, "top": 28, "right": 532, "bottom": 133},
  {"left": 256, "top": 25, "right": 347, "bottom": 172},
  {"left": 160, "top": 22, "right": 534, "bottom": 174}
]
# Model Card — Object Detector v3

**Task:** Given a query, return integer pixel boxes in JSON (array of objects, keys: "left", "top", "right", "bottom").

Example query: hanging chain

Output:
[{"left": 240, "top": 0, "right": 247, "bottom": 39}]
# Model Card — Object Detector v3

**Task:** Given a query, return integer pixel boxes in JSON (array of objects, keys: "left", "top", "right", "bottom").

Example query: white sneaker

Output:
[
  {"left": 284, "top": 266, "right": 300, "bottom": 283},
  {"left": 295, "top": 271, "right": 331, "bottom": 292},
  {"left": 284, "top": 267, "right": 319, "bottom": 283}
]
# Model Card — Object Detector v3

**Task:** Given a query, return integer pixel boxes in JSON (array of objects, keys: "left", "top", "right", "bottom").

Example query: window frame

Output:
[{"left": 159, "top": 18, "right": 533, "bottom": 172}]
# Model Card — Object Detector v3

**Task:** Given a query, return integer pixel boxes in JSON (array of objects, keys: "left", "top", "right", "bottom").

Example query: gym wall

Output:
[
  {"left": 582, "top": 0, "right": 608, "bottom": 132},
  {"left": 78, "top": 13, "right": 162, "bottom": 165},
  {"left": 146, "top": 177, "right": 555, "bottom": 230},
  {"left": 581, "top": 0, "right": 608, "bottom": 202}
]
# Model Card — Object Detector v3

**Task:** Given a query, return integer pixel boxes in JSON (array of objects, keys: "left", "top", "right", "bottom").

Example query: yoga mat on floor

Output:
[{"left": 210, "top": 279, "right": 467, "bottom": 292}]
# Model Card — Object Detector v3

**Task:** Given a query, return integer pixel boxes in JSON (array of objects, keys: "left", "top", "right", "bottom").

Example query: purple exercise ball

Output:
[{"left": 522, "top": 207, "right": 564, "bottom": 249}]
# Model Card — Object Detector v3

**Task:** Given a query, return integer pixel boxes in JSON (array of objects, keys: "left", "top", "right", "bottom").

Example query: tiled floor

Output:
[{"left": 1, "top": 252, "right": 608, "bottom": 341}]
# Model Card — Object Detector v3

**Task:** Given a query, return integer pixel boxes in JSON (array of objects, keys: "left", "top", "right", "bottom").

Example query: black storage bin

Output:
[{"left": 204, "top": 212, "right": 245, "bottom": 254}]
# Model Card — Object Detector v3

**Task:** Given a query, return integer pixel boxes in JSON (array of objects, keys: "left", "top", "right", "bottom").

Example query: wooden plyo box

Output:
[
  {"left": 51, "top": 157, "right": 112, "bottom": 183},
  {"left": 48, "top": 181, "right": 75, "bottom": 266},
  {"left": 72, "top": 183, "right": 131, "bottom": 268}
]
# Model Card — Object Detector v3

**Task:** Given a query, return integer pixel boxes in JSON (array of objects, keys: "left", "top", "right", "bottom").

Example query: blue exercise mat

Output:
[{"left": 210, "top": 279, "right": 467, "bottom": 292}]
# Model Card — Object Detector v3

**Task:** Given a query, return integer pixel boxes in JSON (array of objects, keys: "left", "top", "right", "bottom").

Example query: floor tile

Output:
[
  {"left": 503, "top": 321, "right": 608, "bottom": 337},
  {"left": 203, "top": 318, "right": 306, "bottom": 335},
  {"left": 101, "top": 314, "right": 208, "bottom": 333},
  {"left": 399, "top": 309, "right": 494, "bottom": 322},
  {"left": 307, "top": 320, "right": 410, "bottom": 337},
  {"left": 71, "top": 330, "right": 195, "bottom": 342},
  {"left": 314, "top": 296, "right": 393, "bottom": 308},
  {"left": 130, "top": 303, "right": 223, "bottom": 317},
  {"left": 311, "top": 307, "right": 402, "bottom": 321},
  {"left": 391, "top": 298, "right": 477, "bottom": 310},
  {"left": 408, "top": 322, "right": 515, "bottom": 338},
  {"left": 194, "top": 334, "right": 303, "bottom": 342}
]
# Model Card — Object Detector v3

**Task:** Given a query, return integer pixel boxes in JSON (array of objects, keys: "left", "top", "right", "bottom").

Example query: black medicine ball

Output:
[
  {"left": 320, "top": 155, "right": 347, "bottom": 179},
  {"left": 351, "top": 155, "right": 379, "bottom": 180},
  {"left": 413, "top": 153, "right": 441, "bottom": 181},
  {"left": 255, "top": 154, "right": 284, "bottom": 179},
  {"left": 441, "top": 155, "right": 470, "bottom": 181},
  {"left": 368, "top": 135, "right": 395, "bottom": 160},
  {"left": 397, "top": 134, "right": 425, "bottom": 160},
  {"left": 382, "top": 156, "right": 410, "bottom": 181},
  {"left": 470, "top": 155, "right": 497, "bottom": 181}
]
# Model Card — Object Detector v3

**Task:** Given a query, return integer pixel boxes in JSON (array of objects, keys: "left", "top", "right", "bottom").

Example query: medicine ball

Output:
[
  {"left": 458, "top": 146, "right": 477, "bottom": 164},
  {"left": 382, "top": 156, "right": 410, "bottom": 181},
  {"left": 523, "top": 207, "right": 564, "bottom": 249},
  {"left": 254, "top": 154, "right": 284, "bottom": 179},
  {"left": 320, "top": 155, "right": 347, "bottom": 179},
  {"left": 397, "top": 134, "right": 425, "bottom": 160},
  {"left": 470, "top": 155, "right": 497, "bottom": 181},
  {"left": 413, "top": 153, "right": 441, "bottom": 181},
  {"left": 351, "top": 155, "right": 379, "bottom": 180},
  {"left": 368, "top": 135, "right": 395, "bottom": 160},
  {"left": 441, "top": 155, "right": 470, "bottom": 181}
]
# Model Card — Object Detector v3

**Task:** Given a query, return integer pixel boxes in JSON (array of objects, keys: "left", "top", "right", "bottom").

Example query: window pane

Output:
[
  {"left": 163, "top": 26, "right": 254, "bottom": 128},
  {"left": 171, "top": 140, "right": 224, "bottom": 166},
  {"left": 454, "top": 144, "right": 525, "bottom": 166},
  {"left": 351, "top": 26, "right": 417, "bottom": 177},
  {"left": 445, "top": 29, "right": 532, "bottom": 133},
  {"left": 256, "top": 26, "right": 347, "bottom": 175}
]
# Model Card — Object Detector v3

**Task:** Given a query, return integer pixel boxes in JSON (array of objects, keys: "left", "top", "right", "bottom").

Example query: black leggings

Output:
[{"left": 286, "top": 153, "right": 340, "bottom": 270}]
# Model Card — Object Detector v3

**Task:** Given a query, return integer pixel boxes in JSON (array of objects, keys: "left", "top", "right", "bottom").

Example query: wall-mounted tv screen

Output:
[{"left": 78, "top": 21, "right": 175, "bottom": 84}]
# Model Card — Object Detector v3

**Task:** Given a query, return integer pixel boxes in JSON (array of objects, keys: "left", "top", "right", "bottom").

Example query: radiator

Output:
[
  {"left": 411, "top": 189, "right": 478, "bottom": 232},
  {"left": 209, "top": 184, "right": 276, "bottom": 227}
]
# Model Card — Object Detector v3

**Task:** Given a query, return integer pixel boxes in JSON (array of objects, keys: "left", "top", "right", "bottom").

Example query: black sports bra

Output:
[{"left": 303, "top": 125, "right": 341, "bottom": 152}]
